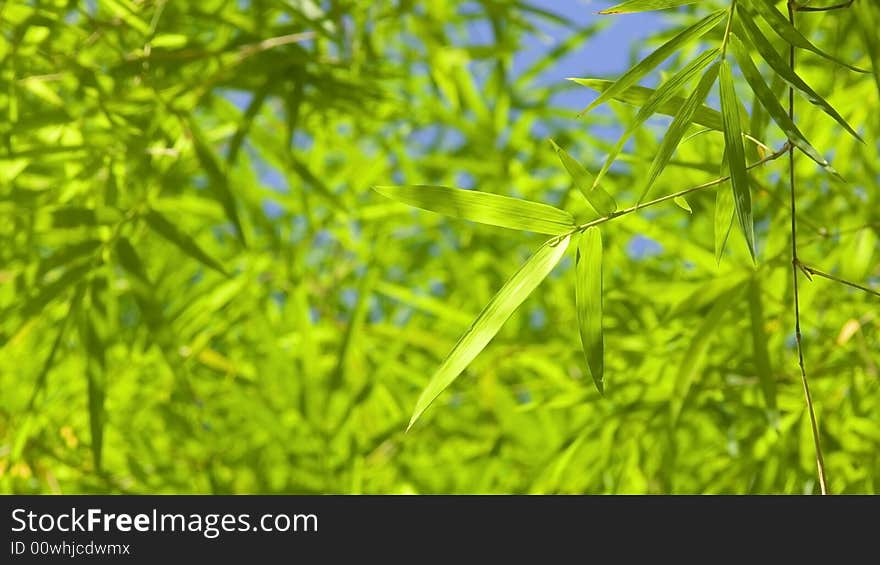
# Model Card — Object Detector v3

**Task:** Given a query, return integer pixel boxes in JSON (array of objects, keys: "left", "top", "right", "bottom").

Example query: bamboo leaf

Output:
[
  {"left": 143, "top": 210, "right": 229, "bottom": 276},
  {"left": 190, "top": 123, "right": 247, "bottom": 245},
  {"left": 600, "top": 0, "right": 700, "bottom": 14},
  {"left": 548, "top": 139, "right": 617, "bottom": 215},
  {"left": 580, "top": 9, "right": 726, "bottom": 115},
  {"left": 731, "top": 36, "right": 841, "bottom": 179},
  {"left": 673, "top": 196, "right": 693, "bottom": 213},
  {"left": 745, "top": 0, "right": 868, "bottom": 73},
  {"left": 719, "top": 59, "right": 756, "bottom": 262},
  {"left": 735, "top": 6, "right": 863, "bottom": 141},
  {"left": 671, "top": 288, "right": 737, "bottom": 422},
  {"left": 590, "top": 48, "right": 720, "bottom": 189},
  {"left": 78, "top": 307, "right": 106, "bottom": 471},
  {"left": 640, "top": 61, "right": 720, "bottom": 203},
  {"left": 576, "top": 228, "right": 604, "bottom": 394},
  {"left": 748, "top": 278, "right": 777, "bottom": 412},
  {"left": 714, "top": 155, "right": 734, "bottom": 264},
  {"left": 568, "top": 78, "right": 724, "bottom": 131},
  {"left": 373, "top": 185, "right": 575, "bottom": 235},
  {"left": 408, "top": 235, "right": 571, "bottom": 430}
]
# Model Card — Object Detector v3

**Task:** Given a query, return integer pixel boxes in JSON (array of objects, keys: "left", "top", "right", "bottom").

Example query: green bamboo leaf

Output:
[
  {"left": 548, "top": 139, "right": 617, "bottom": 215},
  {"left": 115, "top": 237, "right": 150, "bottom": 285},
  {"left": 640, "top": 61, "right": 720, "bottom": 203},
  {"left": 719, "top": 59, "right": 755, "bottom": 262},
  {"left": 143, "top": 210, "right": 229, "bottom": 276},
  {"left": 745, "top": 0, "right": 868, "bottom": 73},
  {"left": 671, "top": 288, "right": 738, "bottom": 422},
  {"left": 408, "top": 235, "right": 571, "bottom": 430},
  {"left": 568, "top": 78, "right": 724, "bottom": 131},
  {"left": 730, "top": 36, "right": 841, "bottom": 179},
  {"left": 580, "top": 9, "right": 726, "bottom": 115},
  {"left": 600, "top": 0, "right": 700, "bottom": 14},
  {"left": 590, "top": 48, "right": 720, "bottom": 189},
  {"left": 735, "top": 6, "right": 863, "bottom": 141},
  {"left": 714, "top": 155, "right": 734, "bottom": 264},
  {"left": 50, "top": 206, "right": 121, "bottom": 228},
  {"left": 36, "top": 239, "right": 102, "bottom": 277},
  {"left": 748, "top": 278, "right": 777, "bottom": 412},
  {"left": 576, "top": 227, "right": 604, "bottom": 394},
  {"left": 21, "top": 263, "right": 93, "bottom": 319},
  {"left": 78, "top": 308, "right": 106, "bottom": 471},
  {"left": 673, "top": 196, "right": 693, "bottom": 213},
  {"left": 190, "top": 123, "right": 247, "bottom": 245},
  {"left": 373, "top": 185, "right": 575, "bottom": 235}
]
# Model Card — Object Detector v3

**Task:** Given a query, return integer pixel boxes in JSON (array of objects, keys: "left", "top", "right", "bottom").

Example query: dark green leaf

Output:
[
  {"left": 576, "top": 227, "right": 604, "bottom": 394},
  {"left": 143, "top": 210, "right": 229, "bottom": 276}
]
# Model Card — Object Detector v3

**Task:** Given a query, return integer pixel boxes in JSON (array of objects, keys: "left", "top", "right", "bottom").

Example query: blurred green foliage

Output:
[{"left": 0, "top": 0, "right": 878, "bottom": 494}]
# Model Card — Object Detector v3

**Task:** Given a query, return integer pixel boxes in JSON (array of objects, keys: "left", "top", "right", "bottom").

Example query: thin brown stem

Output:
[
  {"left": 801, "top": 264, "right": 880, "bottom": 298},
  {"left": 570, "top": 143, "right": 790, "bottom": 234},
  {"left": 787, "top": 1, "right": 828, "bottom": 495}
]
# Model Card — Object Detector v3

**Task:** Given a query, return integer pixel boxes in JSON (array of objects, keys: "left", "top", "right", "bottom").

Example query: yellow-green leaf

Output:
[
  {"left": 576, "top": 227, "right": 604, "bottom": 394},
  {"left": 640, "top": 61, "right": 720, "bottom": 203},
  {"left": 748, "top": 278, "right": 777, "bottom": 411},
  {"left": 143, "top": 210, "right": 229, "bottom": 276},
  {"left": 408, "top": 235, "right": 570, "bottom": 430},
  {"left": 373, "top": 185, "right": 575, "bottom": 235},
  {"left": 731, "top": 36, "right": 841, "bottom": 179},
  {"left": 600, "top": 0, "right": 701, "bottom": 15},
  {"left": 735, "top": 6, "right": 862, "bottom": 141},
  {"left": 745, "top": 0, "right": 867, "bottom": 73},
  {"left": 719, "top": 59, "right": 755, "bottom": 263},
  {"left": 548, "top": 139, "right": 617, "bottom": 215},
  {"left": 589, "top": 48, "right": 720, "bottom": 190},
  {"left": 568, "top": 78, "right": 724, "bottom": 131},
  {"left": 581, "top": 9, "right": 725, "bottom": 115}
]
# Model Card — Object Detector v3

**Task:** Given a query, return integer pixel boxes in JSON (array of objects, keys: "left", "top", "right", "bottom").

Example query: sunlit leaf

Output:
[
  {"left": 600, "top": 0, "right": 700, "bottom": 14},
  {"left": 576, "top": 227, "right": 604, "bottom": 394},
  {"left": 408, "top": 235, "right": 570, "bottom": 430},
  {"left": 373, "top": 185, "right": 575, "bottom": 235},
  {"left": 580, "top": 9, "right": 725, "bottom": 115},
  {"left": 640, "top": 61, "right": 720, "bottom": 203},
  {"left": 719, "top": 59, "right": 755, "bottom": 262},
  {"left": 730, "top": 36, "right": 840, "bottom": 178},
  {"left": 735, "top": 6, "right": 863, "bottom": 141},
  {"left": 548, "top": 139, "right": 617, "bottom": 215}
]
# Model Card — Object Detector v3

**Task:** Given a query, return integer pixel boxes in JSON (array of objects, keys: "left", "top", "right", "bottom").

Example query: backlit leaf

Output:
[
  {"left": 576, "top": 227, "right": 604, "bottom": 394},
  {"left": 408, "top": 235, "right": 570, "bottom": 430}
]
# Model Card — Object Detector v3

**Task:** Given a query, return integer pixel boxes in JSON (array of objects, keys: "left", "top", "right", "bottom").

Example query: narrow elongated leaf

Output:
[
  {"left": 600, "top": 0, "right": 700, "bottom": 14},
  {"left": 568, "top": 78, "right": 724, "bottom": 131},
  {"left": 640, "top": 61, "right": 720, "bottom": 203},
  {"left": 671, "top": 288, "right": 738, "bottom": 422},
  {"left": 735, "top": 7, "right": 863, "bottom": 141},
  {"left": 719, "top": 59, "right": 755, "bottom": 262},
  {"left": 408, "top": 236, "right": 571, "bottom": 430},
  {"left": 373, "top": 185, "right": 575, "bottom": 235},
  {"left": 190, "top": 123, "right": 247, "bottom": 244},
  {"left": 581, "top": 9, "right": 725, "bottom": 115},
  {"left": 673, "top": 196, "right": 692, "bottom": 213},
  {"left": 748, "top": 278, "right": 777, "bottom": 411},
  {"left": 548, "top": 139, "right": 617, "bottom": 215},
  {"left": 576, "top": 228, "right": 604, "bottom": 394},
  {"left": 745, "top": 0, "right": 867, "bottom": 73},
  {"left": 731, "top": 37, "right": 840, "bottom": 178},
  {"left": 79, "top": 309, "right": 106, "bottom": 471},
  {"left": 143, "top": 210, "right": 229, "bottom": 276},
  {"left": 714, "top": 154, "right": 734, "bottom": 264},
  {"left": 591, "top": 48, "right": 720, "bottom": 189}
]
